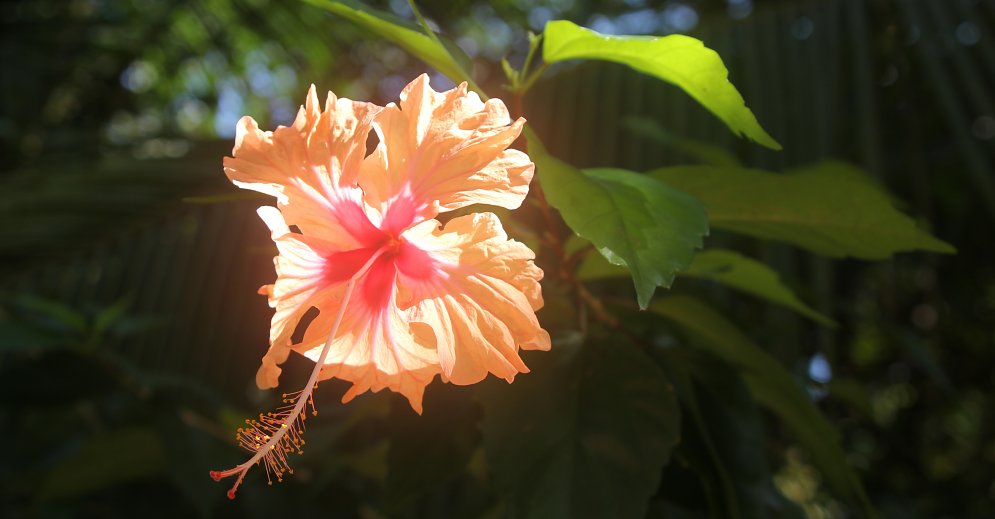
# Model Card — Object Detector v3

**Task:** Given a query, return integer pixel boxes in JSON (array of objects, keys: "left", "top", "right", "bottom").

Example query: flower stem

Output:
[{"left": 518, "top": 63, "right": 549, "bottom": 96}]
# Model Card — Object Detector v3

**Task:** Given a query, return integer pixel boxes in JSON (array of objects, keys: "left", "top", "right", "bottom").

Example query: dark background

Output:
[{"left": 1, "top": 0, "right": 993, "bottom": 517}]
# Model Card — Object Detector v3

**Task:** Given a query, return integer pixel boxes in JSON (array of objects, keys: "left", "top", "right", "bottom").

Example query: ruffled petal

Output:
[
  {"left": 305, "top": 292, "right": 439, "bottom": 413},
  {"left": 224, "top": 86, "right": 384, "bottom": 247},
  {"left": 254, "top": 206, "right": 332, "bottom": 388},
  {"left": 360, "top": 74, "right": 534, "bottom": 229},
  {"left": 283, "top": 256, "right": 440, "bottom": 413},
  {"left": 253, "top": 206, "right": 381, "bottom": 389},
  {"left": 398, "top": 213, "right": 549, "bottom": 386}
]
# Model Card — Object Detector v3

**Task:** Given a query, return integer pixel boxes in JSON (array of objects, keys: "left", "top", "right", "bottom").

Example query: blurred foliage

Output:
[{"left": 2, "top": 0, "right": 994, "bottom": 518}]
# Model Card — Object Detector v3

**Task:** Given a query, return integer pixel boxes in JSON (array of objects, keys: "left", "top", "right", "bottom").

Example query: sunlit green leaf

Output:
[
  {"left": 303, "top": 0, "right": 472, "bottom": 84},
  {"left": 683, "top": 249, "right": 835, "bottom": 327},
  {"left": 477, "top": 338, "right": 680, "bottom": 519},
  {"left": 529, "top": 132, "right": 708, "bottom": 308},
  {"left": 650, "top": 296, "right": 876, "bottom": 517},
  {"left": 652, "top": 161, "right": 955, "bottom": 259},
  {"left": 542, "top": 20, "right": 780, "bottom": 150}
]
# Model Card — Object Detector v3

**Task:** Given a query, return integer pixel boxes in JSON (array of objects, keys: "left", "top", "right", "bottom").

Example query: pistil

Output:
[{"left": 210, "top": 247, "right": 389, "bottom": 498}]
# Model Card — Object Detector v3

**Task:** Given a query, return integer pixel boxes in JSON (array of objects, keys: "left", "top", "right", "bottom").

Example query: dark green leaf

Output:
[
  {"left": 156, "top": 412, "right": 228, "bottom": 517},
  {"left": 477, "top": 338, "right": 680, "bottom": 519},
  {"left": 577, "top": 248, "right": 836, "bottom": 327},
  {"left": 650, "top": 296, "right": 876, "bottom": 517},
  {"left": 542, "top": 20, "right": 780, "bottom": 150},
  {"left": 665, "top": 365, "right": 742, "bottom": 519},
  {"left": 652, "top": 162, "right": 955, "bottom": 259},
  {"left": 8, "top": 293, "right": 87, "bottom": 336},
  {"left": 683, "top": 249, "right": 836, "bottom": 327},
  {"left": 0, "top": 152, "right": 218, "bottom": 265},
  {"left": 303, "top": 0, "right": 472, "bottom": 84},
  {"left": 529, "top": 133, "right": 708, "bottom": 308},
  {"left": 39, "top": 427, "right": 166, "bottom": 500},
  {"left": 673, "top": 357, "right": 805, "bottom": 519},
  {"left": 384, "top": 385, "right": 481, "bottom": 510},
  {"left": 0, "top": 321, "right": 63, "bottom": 352},
  {"left": 623, "top": 117, "right": 742, "bottom": 167},
  {"left": 91, "top": 295, "right": 134, "bottom": 338}
]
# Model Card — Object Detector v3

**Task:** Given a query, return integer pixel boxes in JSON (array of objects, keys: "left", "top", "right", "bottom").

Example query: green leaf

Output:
[
  {"left": 156, "top": 413, "right": 228, "bottom": 517},
  {"left": 623, "top": 117, "right": 742, "bottom": 167},
  {"left": 8, "top": 293, "right": 88, "bottom": 337},
  {"left": 39, "top": 427, "right": 166, "bottom": 500},
  {"left": 0, "top": 321, "right": 63, "bottom": 352},
  {"left": 542, "top": 20, "right": 780, "bottom": 150},
  {"left": 649, "top": 296, "right": 876, "bottom": 517},
  {"left": 91, "top": 295, "right": 134, "bottom": 338},
  {"left": 303, "top": 0, "right": 472, "bottom": 84},
  {"left": 577, "top": 248, "right": 836, "bottom": 327},
  {"left": 384, "top": 385, "right": 481, "bottom": 511},
  {"left": 529, "top": 133, "right": 708, "bottom": 308},
  {"left": 477, "top": 338, "right": 680, "bottom": 519},
  {"left": 652, "top": 161, "right": 956, "bottom": 259},
  {"left": 683, "top": 249, "right": 836, "bottom": 327},
  {"left": 671, "top": 358, "right": 805, "bottom": 519}
]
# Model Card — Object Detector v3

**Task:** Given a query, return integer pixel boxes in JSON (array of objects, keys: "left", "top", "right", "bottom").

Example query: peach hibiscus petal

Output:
[
  {"left": 298, "top": 286, "right": 439, "bottom": 413},
  {"left": 223, "top": 86, "right": 382, "bottom": 247},
  {"left": 359, "top": 74, "right": 534, "bottom": 226},
  {"left": 252, "top": 206, "right": 353, "bottom": 388},
  {"left": 257, "top": 213, "right": 438, "bottom": 410},
  {"left": 398, "top": 213, "right": 550, "bottom": 386}
]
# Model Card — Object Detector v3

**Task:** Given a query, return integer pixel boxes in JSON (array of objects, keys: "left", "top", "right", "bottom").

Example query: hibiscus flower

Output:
[{"left": 210, "top": 75, "right": 549, "bottom": 497}]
